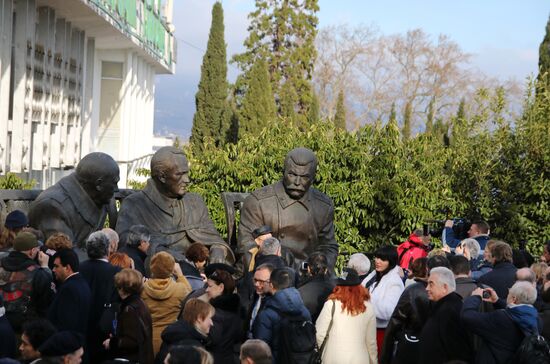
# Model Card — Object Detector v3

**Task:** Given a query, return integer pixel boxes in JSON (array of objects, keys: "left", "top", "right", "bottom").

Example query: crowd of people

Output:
[{"left": 1, "top": 210, "right": 550, "bottom": 364}]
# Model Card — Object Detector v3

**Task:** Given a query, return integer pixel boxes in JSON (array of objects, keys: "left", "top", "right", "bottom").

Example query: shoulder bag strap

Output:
[{"left": 319, "top": 300, "right": 336, "bottom": 354}]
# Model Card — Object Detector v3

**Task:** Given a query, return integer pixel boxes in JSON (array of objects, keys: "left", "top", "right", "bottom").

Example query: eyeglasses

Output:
[{"left": 253, "top": 278, "right": 270, "bottom": 285}]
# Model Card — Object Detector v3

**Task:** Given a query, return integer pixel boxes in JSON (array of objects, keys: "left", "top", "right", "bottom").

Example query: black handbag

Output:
[{"left": 98, "top": 302, "right": 120, "bottom": 336}]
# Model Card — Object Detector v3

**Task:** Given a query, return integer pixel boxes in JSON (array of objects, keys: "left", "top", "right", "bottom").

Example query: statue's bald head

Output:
[{"left": 75, "top": 152, "right": 119, "bottom": 206}]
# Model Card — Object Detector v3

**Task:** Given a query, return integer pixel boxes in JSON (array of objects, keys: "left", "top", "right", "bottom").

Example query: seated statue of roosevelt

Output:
[{"left": 115, "top": 146, "right": 234, "bottom": 264}]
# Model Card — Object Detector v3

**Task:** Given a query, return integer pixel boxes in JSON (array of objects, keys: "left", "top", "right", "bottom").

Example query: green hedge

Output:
[{"left": 134, "top": 86, "right": 550, "bottom": 259}]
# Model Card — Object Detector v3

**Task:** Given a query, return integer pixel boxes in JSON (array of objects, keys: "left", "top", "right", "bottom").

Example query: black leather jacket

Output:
[{"left": 380, "top": 279, "right": 430, "bottom": 364}]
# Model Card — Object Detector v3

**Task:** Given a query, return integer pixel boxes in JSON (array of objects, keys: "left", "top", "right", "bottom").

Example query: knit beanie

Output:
[
  {"left": 150, "top": 251, "right": 175, "bottom": 279},
  {"left": 4, "top": 210, "right": 28, "bottom": 230},
  {"left": 38, "top": 331, "right": 83, "bottom": 356},
  {"left": 13, "top": 232, "right": 39, "bottom": 251}
]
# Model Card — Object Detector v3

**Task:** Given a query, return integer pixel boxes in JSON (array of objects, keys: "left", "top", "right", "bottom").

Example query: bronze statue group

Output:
[{"left": 0, "top": 146, "right": 549, "bottom": 364}]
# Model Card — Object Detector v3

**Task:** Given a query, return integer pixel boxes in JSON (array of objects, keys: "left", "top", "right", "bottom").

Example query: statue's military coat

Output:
[{"left": 238, "top": 181, "right": 338, "bottom": 268}]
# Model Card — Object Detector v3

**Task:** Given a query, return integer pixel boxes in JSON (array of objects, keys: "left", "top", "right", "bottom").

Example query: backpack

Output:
[
  {"left": 0, "top": 264, "right": 36, "bottom": 331},
  {"left": 276, "top": 310, "right": 319, "bottom": 364},
  {"left": 511, "top": 331, "right": 550, "bottom": 364}
]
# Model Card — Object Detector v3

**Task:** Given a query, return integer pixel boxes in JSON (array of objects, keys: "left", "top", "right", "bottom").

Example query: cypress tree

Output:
[
  {"left": 238, "top": 58, "right": 276, "bottom": 135},
  {"left": 389, "top": 102, "right": 397, "bottom": 123},
  {"left": 334, "top": 90, "right": 346, "bottom": 130},
  {"left": 307, "top": 91, "right": 320, "bottom": 123},
  {"left": 538, "top": 15, "right": 550, "bottom": 92},
  {"left": 190, "top": 2, "right": 229, "bottom": 149},
  {"left": 280, "top": 81, "right": 298, "bottom": 122},
  {"left": 402, "top": 101, "right": 412, "bottom": 140},
  {"left": 426, "top": 98, "right": 435, "bottom": 133}
]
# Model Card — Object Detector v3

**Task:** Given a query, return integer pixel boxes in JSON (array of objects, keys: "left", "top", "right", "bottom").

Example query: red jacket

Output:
[{"left": 397, "top": 233, "right": 429, "bottom": 270}]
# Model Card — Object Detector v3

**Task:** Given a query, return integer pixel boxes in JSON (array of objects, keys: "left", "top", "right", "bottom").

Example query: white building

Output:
[{"left": 0, "top": 0, "right": 176, "bottom": 188}]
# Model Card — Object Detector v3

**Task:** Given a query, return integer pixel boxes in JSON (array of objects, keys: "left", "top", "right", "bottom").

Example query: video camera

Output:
[{"left": 423, "top": 218, "right": 471, "bottom": 241}]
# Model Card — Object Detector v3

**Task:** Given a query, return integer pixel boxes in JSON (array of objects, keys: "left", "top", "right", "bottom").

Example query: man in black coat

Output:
[
  {"left": 298, "top": 253, "right": 335, "bottom": 322},
  {"left": 79, "top": 231, "right": 121, "bottom": 363},
  {"left": 461, "top": 282, "right": 542, "bottom": 364},
  {"left": 48, "top": 249, "right": 91, "bottom": 336},
  {"left": 478, "top": 241, "right": 517, "bottom": 299},
  {"left": 419, "top": 267, "right": 472, "bottom": 364},
  {"left": 120, "top": 225, "right": 151, "bottom": 277}
]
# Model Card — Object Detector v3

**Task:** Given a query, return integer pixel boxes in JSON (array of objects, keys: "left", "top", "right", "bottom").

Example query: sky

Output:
[{"left": 153, "top": 0, "right": 549, "bottom": 139}]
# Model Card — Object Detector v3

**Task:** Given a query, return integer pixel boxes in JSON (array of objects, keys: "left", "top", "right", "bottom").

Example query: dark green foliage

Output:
[
  {"left": 402, "top": 101, "right": 412, "bottom": 139},
  {"left": 389, "top": 102, "right": 396, "bottom": 123},
  {"left": 237, "top": 58, "right": 276, "bottom": 135},
  {"left": 190, "top": 2, "right": 229, "bottom": 150},
  {"left": 538, "top": 15, "right": 550, "bottom": 92},
  {"left": 334, "top": 90, "right": 346, "bottom": 130},
  {"left": 233, "top": 0, "right": 319, "bottom": 123}
]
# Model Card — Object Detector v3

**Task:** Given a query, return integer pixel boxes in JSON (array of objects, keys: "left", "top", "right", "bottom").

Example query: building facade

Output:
[{"left": 0, "top": 0, "right": 176, "bottom": 188}]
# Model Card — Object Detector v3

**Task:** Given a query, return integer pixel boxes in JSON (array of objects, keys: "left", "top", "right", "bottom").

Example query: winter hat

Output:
[
  {"left": 336, "top": 268, "right": 362, "bottom": 286},
  {"left": 150, "top": 251, "right": 175, "bottom": 279},
  {"left": 13, "top": 232, "right": 39, "bottom": 251},
  {"left": 38, "top": 331, "right": 83, "bottom": 356},
  {"left": 4, "top": 210, "right": 28, "bottom": 230},
  {"left": 252, "top": 225, "right": 273, "bottom": 239}
]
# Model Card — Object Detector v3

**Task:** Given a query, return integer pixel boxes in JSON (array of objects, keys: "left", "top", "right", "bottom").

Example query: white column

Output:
[{"left": 0, "top": 0, "right": 13, "bottom": 173}]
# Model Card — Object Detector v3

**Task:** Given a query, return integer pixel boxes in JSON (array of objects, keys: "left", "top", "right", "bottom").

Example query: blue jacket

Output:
[
  {"left": 478, "top": 261, "right": 517, "bottom": 299},
  {"left": 443, "top": 228, "right": 490, "bottom": 251},
  {"left": 253, "top": 287, "right": 311, "bottom": 362},
  {"left": 47, "top": 273, "right": 91, "bottom": 336},
  {"left": 461, "top": 295, "right": 541, "bottom": 364}
]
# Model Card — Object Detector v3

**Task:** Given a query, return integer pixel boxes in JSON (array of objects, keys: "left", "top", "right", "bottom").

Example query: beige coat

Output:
[
  {"left": 141, "top": 275, "right": 192, "bottom": 354},
  {"left": 316, "top": 299, "right": 378, "bottom": 364}
]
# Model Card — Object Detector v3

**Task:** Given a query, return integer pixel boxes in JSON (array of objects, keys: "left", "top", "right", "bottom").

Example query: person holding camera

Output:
[
  {"left": 0, "top": 232, "right": 53, "bottom": 334},
  {"left": 461, "top": 282, "right": 542, "bottom": 364},
  {"left": 443, "top": 220, "right": 490, "bottom": 253}
]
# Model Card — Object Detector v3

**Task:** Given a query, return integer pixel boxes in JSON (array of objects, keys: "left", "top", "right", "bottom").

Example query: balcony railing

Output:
[{"left": 88, "top": 0, "right": 175, "bottom": 71}]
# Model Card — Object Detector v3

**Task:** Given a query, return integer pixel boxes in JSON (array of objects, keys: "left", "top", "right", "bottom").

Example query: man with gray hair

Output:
[
  {"left": 101, "top": 228, "right": 119, "bottom": 256},
  {"left": 418, "top": 267, "right": 472, "bottom": 364},
  {"left": 516, "top": 267, "right": 537, "bottom": 287},
  {"left": 120, "top": 225, "right": 151, "bottom": 277},
  {"left": 455, "top": 238, "right": 482, "bottom": 272},
  {"left": 461, "top": 281, "right": 543, "bottom": 363},
  {"left": 79, "top": 231, "right": 121, "bottom": 363},
  {"left": 347, "top": 253, "right": 371, "bottom": 280}
]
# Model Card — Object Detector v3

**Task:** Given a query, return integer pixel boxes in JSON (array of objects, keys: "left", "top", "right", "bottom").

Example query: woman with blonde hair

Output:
[{"left": 316, "top": 268, "right": 377, "bottom": 364}]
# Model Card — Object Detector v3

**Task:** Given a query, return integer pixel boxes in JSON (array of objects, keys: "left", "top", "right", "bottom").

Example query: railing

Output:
[{"left": 87, "top": 0, "right": 175, "bottom": 70}]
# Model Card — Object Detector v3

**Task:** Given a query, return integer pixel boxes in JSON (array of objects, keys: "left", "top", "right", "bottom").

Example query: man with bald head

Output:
[
  {"left": 29, "top": 152, "right": 119, "bottom": 253},
  {"left": 238, "top": 147, "right": 337, "bottom": 270},
  {"left": 116, "top": 147, "right": 233, "bottom": 263}
]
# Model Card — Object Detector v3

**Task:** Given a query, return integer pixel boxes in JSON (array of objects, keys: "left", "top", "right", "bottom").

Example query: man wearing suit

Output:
[
  {"left": 79, "top": 231, "right": 121, "bottom": 363},
  {"left": 48, "top": 249, "right": 91, "bottom": 336}
]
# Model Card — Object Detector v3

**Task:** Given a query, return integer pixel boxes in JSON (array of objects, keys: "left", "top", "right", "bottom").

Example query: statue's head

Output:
[
  {"left": 150, "top": 147, "right": 190, "bottom": 199},
  {"left": 283, "top": 147, "right": 317, "bottom": 200},
  {"left": 75, "top": 153, "right": 120, "bottom": 206}
]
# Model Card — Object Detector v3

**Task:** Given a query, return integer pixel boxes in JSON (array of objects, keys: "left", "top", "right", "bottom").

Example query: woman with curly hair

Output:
[{"left": 316, "top": 268, "right": 377, "bottom": 364}]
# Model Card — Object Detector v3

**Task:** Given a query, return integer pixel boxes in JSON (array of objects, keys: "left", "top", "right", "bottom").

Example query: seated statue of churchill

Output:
[
  {"left": 115, "top": 147, "right": 234, "bottom": 264},
  {"left": 29, "top": 152, "right": 120, "bottom": 253}
]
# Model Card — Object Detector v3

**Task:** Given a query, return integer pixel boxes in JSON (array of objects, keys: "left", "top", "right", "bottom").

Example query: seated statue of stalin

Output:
[
  {"left": 29, "top": 152, "right": 120, "bottom": 254},
  {"left": 238, "top": 147, "right": 338, "bottom": 270},
  {"left": 115, "top": 147, "right": 234, "bottom": 264}
]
